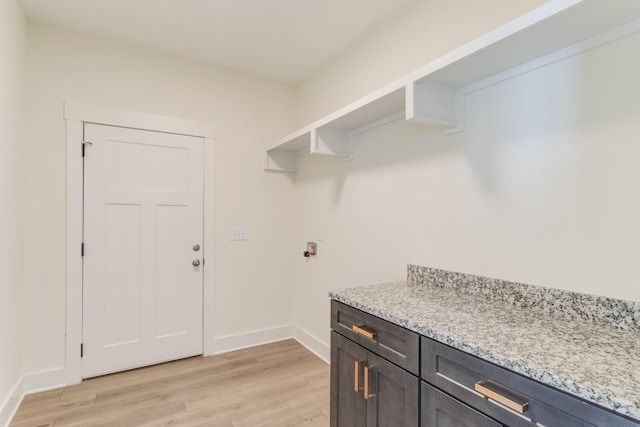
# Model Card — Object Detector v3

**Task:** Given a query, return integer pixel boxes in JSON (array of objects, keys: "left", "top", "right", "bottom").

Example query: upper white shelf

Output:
[{"left": 265, "top": 0, "right": 640, "bottom": 172}]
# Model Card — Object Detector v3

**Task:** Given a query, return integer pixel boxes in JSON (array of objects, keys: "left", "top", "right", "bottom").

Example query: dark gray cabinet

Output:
[
  {"left": 330, "top": 302, "right": 419, "bottom": 427},
  {"left": 330, "top": 300, "right": 640, "bottom": 427}
]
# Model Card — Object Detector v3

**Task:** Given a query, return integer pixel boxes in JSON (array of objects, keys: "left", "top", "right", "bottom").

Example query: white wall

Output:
[
  {"left": 15, "top": 0, "right": 640, "bottom": 400},
  {"left": 295, "top": 0, "right": 547, "bottom": 126},
  {"left": 0, "top": 0, "right": 26, "bottom": 423},
  {"left": 292, "top": 9, "right": 640, "bottom": 350},
  {"left": 23, "top": 22, "right": 296, "bottom": 375}
]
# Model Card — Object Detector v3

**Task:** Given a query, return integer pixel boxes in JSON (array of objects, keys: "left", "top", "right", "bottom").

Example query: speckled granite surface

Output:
[
  {"left": 408, "top": 265, "right": 640, "bottom": 332},
  {"left": 329, "top": 267, "right": 640, "bottom": 421}
]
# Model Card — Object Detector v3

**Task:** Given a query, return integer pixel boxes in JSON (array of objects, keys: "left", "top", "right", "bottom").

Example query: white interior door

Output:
[{"left": 82, "top": 123, "right": 204, "bottom": 378}]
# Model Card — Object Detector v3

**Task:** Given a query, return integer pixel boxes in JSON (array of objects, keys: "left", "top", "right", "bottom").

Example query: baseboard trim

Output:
[
  {"left": 1, "top": 367, "right": 67, "bottom": 427},
  {"left": 212, "top": 324, "right": 296, "bottom": 354},
  {"left": 22, "top": 368, "right": 66, "bottom": 394},
  {"left": 211, "top": 325, "right": 330, "bottom": 364},
  {"left": 0, "top": 377, "right": 23, "bottom": 427},
  {"left": 293, "top": 326, "right": 330, "bottom": 364}
]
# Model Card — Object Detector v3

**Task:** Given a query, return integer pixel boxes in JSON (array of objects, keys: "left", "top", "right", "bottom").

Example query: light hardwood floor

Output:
[{"left": 10, "top": 339, "right": 329, "bottom": 427}]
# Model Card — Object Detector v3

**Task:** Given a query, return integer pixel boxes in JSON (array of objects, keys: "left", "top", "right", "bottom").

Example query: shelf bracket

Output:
[
  {"left": 312, "top": 128, "right": 352, "bottom": 158},
  {"left": 406, "top": 80, "right": 458, "bottom": 129},
  {"left": 264, "top": 149, "right": 297, "bottom": 172}
]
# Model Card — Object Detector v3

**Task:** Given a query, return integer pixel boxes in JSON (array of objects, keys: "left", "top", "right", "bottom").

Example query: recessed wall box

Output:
[{"left": 303, "top": 242, "right": 317, "bottom": 257}]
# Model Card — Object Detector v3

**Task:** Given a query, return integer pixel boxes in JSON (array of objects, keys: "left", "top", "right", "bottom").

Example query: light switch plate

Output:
[{"left": 231, "top": 226, "right": 248, "bottom": 241}]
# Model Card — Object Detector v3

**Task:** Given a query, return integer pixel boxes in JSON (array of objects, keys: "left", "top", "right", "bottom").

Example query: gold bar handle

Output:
[
  {"left": 352, "top": 324, "right": 377, "bottom": 339},
  {"left": 474, "top": 380, "right": 529, "bottom": 414},
  {"left": 354, "top": 360, "right": 363, "bottom": 392},
  {"left": 364, "top": 365, "right": 376, "bottom": 400}
]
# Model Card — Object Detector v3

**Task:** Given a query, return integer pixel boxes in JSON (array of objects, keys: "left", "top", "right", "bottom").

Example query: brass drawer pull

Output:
[
  {"left": 352, "top": 324, "right": 377, "bottom": 339},
  {"left": 475, "top": 380, "right": 529, "bottom": 414},
  {"left": 354, "top": 360, "right": 364, "bottom": 392},
  {"left": 364, "top": 365, "right": 376, "bottom": 400}
]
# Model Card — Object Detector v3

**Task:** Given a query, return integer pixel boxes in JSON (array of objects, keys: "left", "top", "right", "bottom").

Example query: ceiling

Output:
[{"left": 19, "top": 0, "right": 409, "bottom": 84}]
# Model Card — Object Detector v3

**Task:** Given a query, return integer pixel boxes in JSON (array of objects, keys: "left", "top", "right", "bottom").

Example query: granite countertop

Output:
[{"left": 329, "top": 278, "right": 640, "bottom": 421}]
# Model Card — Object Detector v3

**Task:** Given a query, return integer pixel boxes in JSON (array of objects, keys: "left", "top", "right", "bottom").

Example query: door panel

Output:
[
  {"left": 367, "top": 351, "right": 419, "bottom": 427},
  {"left": 331, "top": 332, "right": 368, "bottom": 427},
  {"left": 105, "top": 139, "right": 189, "bottom": 191},
  {"left": 82, "top": 123, "right": 204, "bottom": 378},
  {"left": 103, "top": 203, "right": 142, "bottom": 346},
  {"left": 156, "top": 205, "right": 189, "bottom": 337}
]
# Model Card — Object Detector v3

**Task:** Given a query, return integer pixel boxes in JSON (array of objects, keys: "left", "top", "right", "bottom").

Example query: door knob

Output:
[
  {"left": 193, "top": 244, "right": 200, "bottom": 251},
  {"left": 192, "top": 259, "right": 201, "bottom": 267}
]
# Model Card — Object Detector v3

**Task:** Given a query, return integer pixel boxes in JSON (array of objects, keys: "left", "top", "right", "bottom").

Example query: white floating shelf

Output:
[{"left": 265, "top": 0, "right": 640, "bottom": 172}]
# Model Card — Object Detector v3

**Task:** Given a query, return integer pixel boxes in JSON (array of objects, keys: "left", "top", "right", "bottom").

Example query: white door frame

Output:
[{"left": 64, "top": 102, "right": 216, "bottom": 385}]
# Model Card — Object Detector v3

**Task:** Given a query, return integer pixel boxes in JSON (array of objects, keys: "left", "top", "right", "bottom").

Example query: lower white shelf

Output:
[{"left": 264, "top": 1, "right": 640, "bottom": 173}]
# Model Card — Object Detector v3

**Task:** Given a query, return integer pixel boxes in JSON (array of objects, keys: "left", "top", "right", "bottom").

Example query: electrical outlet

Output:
[{"left": 231, "top": 226, "right": 248, "bottom": 241}]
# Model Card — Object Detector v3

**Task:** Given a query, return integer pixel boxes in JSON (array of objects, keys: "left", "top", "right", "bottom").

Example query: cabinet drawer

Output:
[
  {"left": 422, "top": 337, "right": 638, "bottom": 427},
  {"left": 331, "top": 300, "right": 419, "bottom": 375},
  {"left": 422, "top": 381, "right": 502, "bottom": 427}
]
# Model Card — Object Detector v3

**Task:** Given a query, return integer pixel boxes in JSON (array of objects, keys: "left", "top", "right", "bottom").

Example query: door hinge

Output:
[
  {"left": 82, "top": 141, "right": 93, "bottom": 157},
  {"left": 80, "top": 343, "right": 84, "bottom": 358},
  {"left": 81, "top": 243, "right": 84, "bottom": 257}
]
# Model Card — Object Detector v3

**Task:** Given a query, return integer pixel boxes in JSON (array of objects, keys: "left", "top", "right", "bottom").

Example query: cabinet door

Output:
[
  {"left": 331, "top": 332, "right": 368, "bottom": 427},
  {"left": 366, "top": 351, "right": 419, "bottom": 427},
  {"left": 422, "top": 382, "right": 502, "bottom": 427}
]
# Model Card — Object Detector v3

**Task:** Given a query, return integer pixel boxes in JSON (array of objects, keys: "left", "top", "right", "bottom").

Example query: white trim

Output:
[
  {"left": 210, "top": 325, "right": 330, "bottom": 364},
  {"left": 64, "top": 102, "right": 215, "bottom": 138},
  {"left": 0, "top": 377, "right": 23, "bottom": 427},
  {"left": 293, "top": 326, "right": 330, "bottom": 364},
  {"left": 212, "top": 325, "right": 295, "bottom": 354},
  {"left": 202, "top": 136, "right": 216, "bottom": 356},
  {"left": 65, "top": 117, "right": 84, "bottom": 385},
  {"left": 64, "top": 101, "right": 216, "bottom": 383},
  {"left": 22, "top": 368, "right": 66, "bottom": 394},
  {"left": 1, "top": 367, "right": 81, "bottom": 427}
]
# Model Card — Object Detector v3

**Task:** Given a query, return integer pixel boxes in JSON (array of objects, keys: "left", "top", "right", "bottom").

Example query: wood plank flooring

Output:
[{"left": 10, "top": 339, "right": 329, "bottom": 427}]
